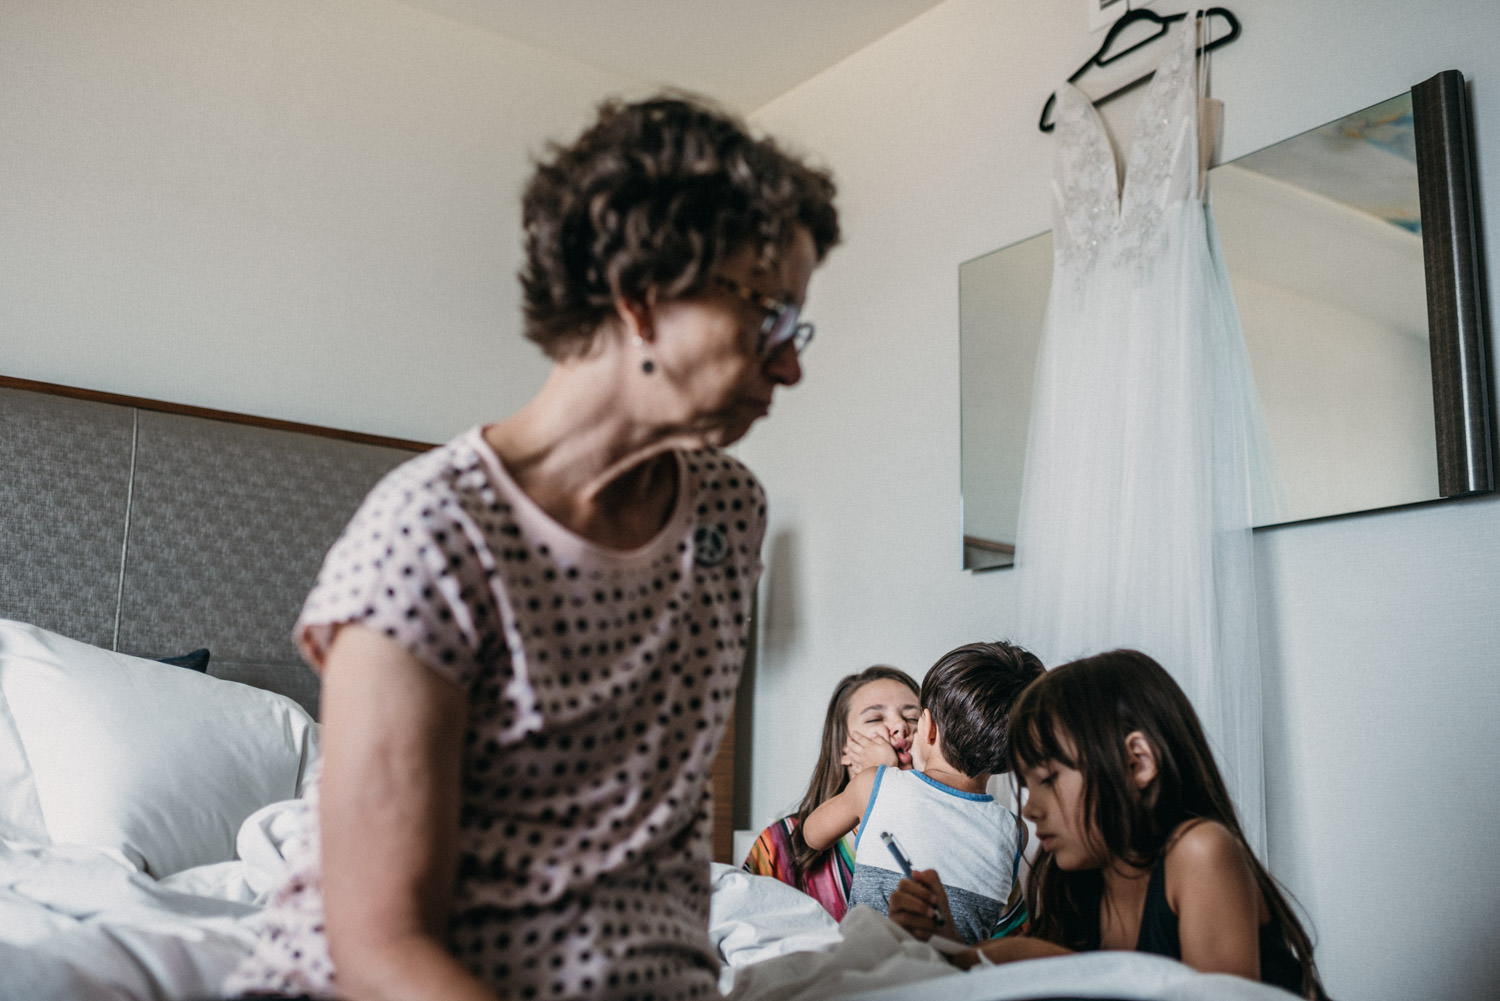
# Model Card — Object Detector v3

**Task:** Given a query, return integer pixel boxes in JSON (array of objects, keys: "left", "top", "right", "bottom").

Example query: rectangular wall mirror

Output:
[{"left": 960, "top": 70, "right": 1493, "bottom": 571}]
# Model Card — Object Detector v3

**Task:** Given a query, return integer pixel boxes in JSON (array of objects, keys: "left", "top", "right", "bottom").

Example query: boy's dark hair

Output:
[
  {"left": 519, "top": 93, "right": 840, "bottom": 359},
  {"left": 919, "top": 640, "right": 1044, "bottom": 778}
]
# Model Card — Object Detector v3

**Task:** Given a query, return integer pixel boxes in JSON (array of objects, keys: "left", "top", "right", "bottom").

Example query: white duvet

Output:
[
  {"left": 1, "top": 816, "right": 1294, "bottom": 1001},
  {"left": 0, "top": 799, "right": 304, "bottom": 1001},
  {"left": 709, "top": 864, "right": 1298, "bottom": 1001}
]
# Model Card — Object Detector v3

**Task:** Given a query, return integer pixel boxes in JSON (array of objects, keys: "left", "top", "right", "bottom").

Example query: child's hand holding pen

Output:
[{"left": 882, "top": 832, "right": 957, "bottom": 944}]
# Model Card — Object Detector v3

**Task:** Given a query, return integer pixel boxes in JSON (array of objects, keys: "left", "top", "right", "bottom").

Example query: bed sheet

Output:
[
  {"left": 0, "top": 799, "right": 303, "bottom": 1001},
  {"left": 4, "top": 823, "right": 1297, "bottom": 1001},
  {"left": 0, "top": 840, "right": 255, "bottom": 1000},
  {"left": 708, "top": 865, "right": 1298, "bottom": 1001}
]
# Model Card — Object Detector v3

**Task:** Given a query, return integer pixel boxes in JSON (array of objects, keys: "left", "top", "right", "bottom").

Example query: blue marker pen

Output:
[{"left": 881, "top": 831, "right": 944, "bottom": 926}]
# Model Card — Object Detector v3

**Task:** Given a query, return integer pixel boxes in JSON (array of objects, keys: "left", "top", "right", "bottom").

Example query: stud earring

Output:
[
  {"left": 641, "top": 356, "right": 655, "bottom": 375},
  {"left": 636, "top": 335, "right": 655, "bottom": 375}
]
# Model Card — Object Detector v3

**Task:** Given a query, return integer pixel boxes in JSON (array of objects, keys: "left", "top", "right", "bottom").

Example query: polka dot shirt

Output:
[{"left": 226, "top": 426, "right": 766, "bottom": 1001}]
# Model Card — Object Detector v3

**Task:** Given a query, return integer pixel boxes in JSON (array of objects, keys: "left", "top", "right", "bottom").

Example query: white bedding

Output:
[
  {"left": 2, "top": 822, "right": 1298, "bottom": 1001},
  {"left": 0, "top": 800, "right": 302, "bottom": 1001},
  {"left": 709, "top": 864, "right": 1298, "bottom": 1001},
  {"left": 2, "top": 846, "right": 1297, "bottom": 1001},
  {"left": 0, "top": 623, "right": 1297, "bottom": 1001}
]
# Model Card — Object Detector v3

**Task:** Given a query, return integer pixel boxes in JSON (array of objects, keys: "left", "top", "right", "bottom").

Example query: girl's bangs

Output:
[{"left": 1010, "top": 691, "right": 1078, "bottom": 771}]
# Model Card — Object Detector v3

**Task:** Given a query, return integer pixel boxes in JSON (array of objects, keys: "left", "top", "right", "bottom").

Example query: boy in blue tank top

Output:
[{"left": 803, "top": 641, "right": 1043, "bottom": 944}]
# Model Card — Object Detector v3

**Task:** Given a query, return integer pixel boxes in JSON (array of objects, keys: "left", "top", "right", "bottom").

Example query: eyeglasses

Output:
[{"left": 713, "top": 275, "right": 815, "bottom": 361}]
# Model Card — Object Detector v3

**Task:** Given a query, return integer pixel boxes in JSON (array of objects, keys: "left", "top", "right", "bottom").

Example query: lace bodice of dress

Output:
[{"left": 1050, "top": 14, "right": 1202, "bottom": 274}]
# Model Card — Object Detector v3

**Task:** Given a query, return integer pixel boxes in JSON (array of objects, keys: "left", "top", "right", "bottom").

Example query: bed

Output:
[{"left": 0, "top": 377, "right": 1297, "bottom": 1000}]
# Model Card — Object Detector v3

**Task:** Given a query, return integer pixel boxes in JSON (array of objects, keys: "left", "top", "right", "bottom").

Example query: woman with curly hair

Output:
[{"left": 225, "top": 93, "right": 838, "bottom": 1001}]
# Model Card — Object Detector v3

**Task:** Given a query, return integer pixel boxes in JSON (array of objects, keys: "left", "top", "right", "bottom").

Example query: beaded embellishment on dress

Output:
[{"left": 1051, "top": 15, "right": 1198, "bottom": 280}]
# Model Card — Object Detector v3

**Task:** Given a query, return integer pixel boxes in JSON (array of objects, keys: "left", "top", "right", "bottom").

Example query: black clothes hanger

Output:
[{"left": 1038, "top": 6, "right": 1241, "bottom": 133}]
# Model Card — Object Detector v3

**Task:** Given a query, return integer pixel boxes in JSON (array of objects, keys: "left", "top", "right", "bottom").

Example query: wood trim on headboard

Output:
[
  {"left": 710, "top": 712, "right": 736, "bottom": 864},
  {"left": 0, "top": 375, "right": 435, "bottom": 452}
]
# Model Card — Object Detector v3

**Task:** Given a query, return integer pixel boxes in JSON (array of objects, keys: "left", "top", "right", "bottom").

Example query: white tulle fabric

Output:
[{"left": 1014, "top": 14, "right": 1269, "bottom": 852}]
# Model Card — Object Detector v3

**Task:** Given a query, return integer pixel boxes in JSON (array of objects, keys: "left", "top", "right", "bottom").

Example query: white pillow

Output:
[{"left": 0, "top": 619, "right": 319, "bottom": 876}]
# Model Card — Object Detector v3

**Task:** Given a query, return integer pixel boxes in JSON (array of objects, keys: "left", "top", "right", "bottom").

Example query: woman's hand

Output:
[
  {"left": 842, "top": 729, "right": 911, "bottom": 777},
  {"left": 888, "top": 868, "right": 957, "bottom": 944}
]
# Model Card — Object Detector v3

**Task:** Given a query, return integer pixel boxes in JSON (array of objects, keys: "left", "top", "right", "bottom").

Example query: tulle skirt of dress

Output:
[{"left": 1014, "top": 197, "right": 1270, "bottom": 851}]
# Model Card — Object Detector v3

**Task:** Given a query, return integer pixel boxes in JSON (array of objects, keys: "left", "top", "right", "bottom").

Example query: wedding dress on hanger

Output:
[{"left": 1014, "top": 11, "right": 1270, "bottom": 851}]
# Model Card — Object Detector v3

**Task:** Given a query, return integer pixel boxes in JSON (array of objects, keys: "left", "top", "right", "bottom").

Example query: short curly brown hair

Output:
[{"left": 518, "top": 93, "right": 840, "bottom": 359}]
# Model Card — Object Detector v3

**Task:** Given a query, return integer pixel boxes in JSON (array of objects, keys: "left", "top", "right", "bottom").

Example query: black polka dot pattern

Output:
[{"left": 227, "top": 427, "right": 766, "bottom": 1001}]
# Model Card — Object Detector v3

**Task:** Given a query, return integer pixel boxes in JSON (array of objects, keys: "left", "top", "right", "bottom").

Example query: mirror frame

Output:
[
  {"left": 1413, "top": 69, "right": 1494, "bottom": 498},
  {"left": 961, "top": 68, "right": 1494, "bottom": 571}
]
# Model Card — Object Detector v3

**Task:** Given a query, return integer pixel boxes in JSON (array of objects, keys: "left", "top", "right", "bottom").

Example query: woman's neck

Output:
[{"left": 485, "top": 358, "right": 689, "bottom": 548}]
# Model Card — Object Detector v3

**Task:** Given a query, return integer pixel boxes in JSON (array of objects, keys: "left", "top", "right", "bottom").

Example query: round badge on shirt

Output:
[{"left": 693, "top": 524, "right": 728, "bottom": 567}]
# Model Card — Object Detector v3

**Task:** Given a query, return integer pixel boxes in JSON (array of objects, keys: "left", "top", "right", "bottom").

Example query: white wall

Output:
[
  {"left": 5, "top": 2, "right": 1500, "bottom": 998},
  {"left": 745, "top": 2, "right": 1500, "bottom": 999},
  {"left": 0, "top": 0, "right": 638, "bottom": 443}
]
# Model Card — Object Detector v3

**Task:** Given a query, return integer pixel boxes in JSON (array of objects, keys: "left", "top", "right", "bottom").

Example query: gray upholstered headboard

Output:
[{"left": 0, "top": 377, "right": 430, "bottom": 718}]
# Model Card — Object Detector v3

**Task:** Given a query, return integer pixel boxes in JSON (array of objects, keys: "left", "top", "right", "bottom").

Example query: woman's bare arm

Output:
[{"left": 318, "top": 624, "right": 497, "bottom": 1001}]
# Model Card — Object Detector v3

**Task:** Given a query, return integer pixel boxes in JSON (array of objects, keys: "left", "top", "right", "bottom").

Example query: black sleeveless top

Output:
[{"left": 1135, "top": 855, "right": 1306, "bottom": 995}]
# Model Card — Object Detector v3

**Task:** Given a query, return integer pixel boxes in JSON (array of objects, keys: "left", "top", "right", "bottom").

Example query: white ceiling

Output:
[{"left": 398, "top": 0, "right": 951, "bottom": 111}]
